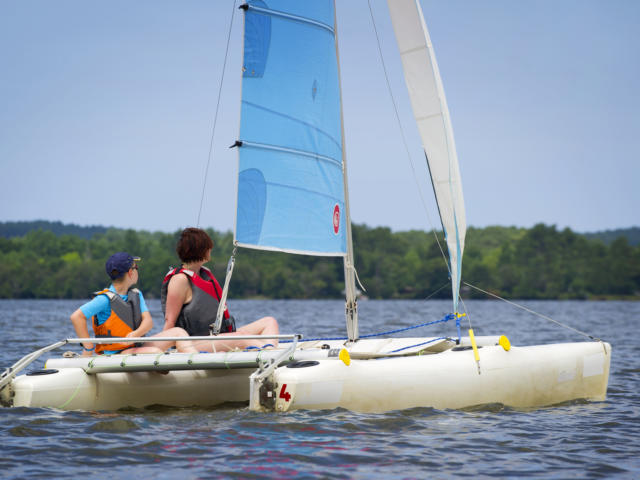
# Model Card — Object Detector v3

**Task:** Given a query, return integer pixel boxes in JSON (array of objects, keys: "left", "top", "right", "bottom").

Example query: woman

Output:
[
  {"left": 70, "top": 252, "right": 198, "bottom": 356},
  {"left": 161, "top": 228, "right": 279, "bottom": 352}
]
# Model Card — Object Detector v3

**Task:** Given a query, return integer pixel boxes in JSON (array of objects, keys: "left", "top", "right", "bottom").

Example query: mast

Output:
[{"left": 333, "top": 1, "right": 359, "bottom": 342}]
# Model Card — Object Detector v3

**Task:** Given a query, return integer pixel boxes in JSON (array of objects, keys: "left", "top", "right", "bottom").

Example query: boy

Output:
[{"left": 70, "top": 252, "right": 196, "bottom": 355}]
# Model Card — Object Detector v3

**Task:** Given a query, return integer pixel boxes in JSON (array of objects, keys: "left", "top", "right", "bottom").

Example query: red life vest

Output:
[
  {"left": 161, "top": 266, "right": 235, "bottom": 336},
  {"left": 92, "top": 288, "right": 142, "bottom": 354}
]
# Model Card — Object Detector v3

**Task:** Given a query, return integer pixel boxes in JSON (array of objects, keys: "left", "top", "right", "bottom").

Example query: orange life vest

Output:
[{"left": 92, "top": 288, "right": 142, "bottom": 354}]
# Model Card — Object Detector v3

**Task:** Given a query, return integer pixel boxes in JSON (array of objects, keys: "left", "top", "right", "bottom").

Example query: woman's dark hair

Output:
[{"left": 176, "top": 227, "right": 213, "bottom": 263}]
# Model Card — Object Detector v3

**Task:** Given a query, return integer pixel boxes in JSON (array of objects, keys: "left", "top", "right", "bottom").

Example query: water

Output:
[{"left": 1, "top": 299, "right": 639, "bottom": 479}]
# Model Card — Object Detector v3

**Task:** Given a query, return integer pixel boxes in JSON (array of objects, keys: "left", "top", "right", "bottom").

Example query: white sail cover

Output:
[{"left": 387, "top": 0, "right": 467, "bottom": 312}]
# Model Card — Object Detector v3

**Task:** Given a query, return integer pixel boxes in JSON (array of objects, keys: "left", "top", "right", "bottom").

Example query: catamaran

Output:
[{"left": 0, "top": 0, "right": 610, "bottom": 412}]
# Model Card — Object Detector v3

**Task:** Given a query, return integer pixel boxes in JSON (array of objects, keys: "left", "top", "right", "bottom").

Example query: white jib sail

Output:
[{"left": 387, "top": 0, "right": 467, "bottom": 313}]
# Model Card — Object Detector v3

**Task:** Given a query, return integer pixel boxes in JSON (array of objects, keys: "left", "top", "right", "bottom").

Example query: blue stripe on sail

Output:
[
  {"left": 243, "top": 2, "right": 271, "bottom": 78},
  {"left": 237, "top": 168, "right": 267, "bottom": 245},
  {"left": 237, "top": 0, "right": 346, "bottom": 255}
]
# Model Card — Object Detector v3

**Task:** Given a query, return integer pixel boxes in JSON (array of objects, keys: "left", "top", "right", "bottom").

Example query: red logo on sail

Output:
[{"left": 333, "top": 204, "right": 340, "bottom": 234}]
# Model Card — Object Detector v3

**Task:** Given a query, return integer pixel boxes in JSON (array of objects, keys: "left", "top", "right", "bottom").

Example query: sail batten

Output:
[
  {"left": 245, "top": 4, "right": 335, "bottom": 34},
  {"left": 240, "top": 141, "right": 342, "bottom": 168},
  {"left": 387, "top": 0, "right": 467, "bottom": 312}
]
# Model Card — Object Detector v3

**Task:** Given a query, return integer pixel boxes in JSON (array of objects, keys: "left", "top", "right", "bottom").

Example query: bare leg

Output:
[
  {"left": 237, "top": 316, "right": 279, "bottom": 346},
  {"left": 191, "top": 316, "right": 279, "bottom": 352},
  {"left": 121, "top": 327, "right": 198, "bottom": 354}
]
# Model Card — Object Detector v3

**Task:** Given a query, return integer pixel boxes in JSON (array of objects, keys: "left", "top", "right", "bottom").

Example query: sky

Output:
[{"left": 0, "top": 0, "right": 638, "bottom": 235}]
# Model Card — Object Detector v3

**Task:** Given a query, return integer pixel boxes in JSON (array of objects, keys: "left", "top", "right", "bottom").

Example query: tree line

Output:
[{"left": 0, "top": 223, "right": 638, "bottom": 300}]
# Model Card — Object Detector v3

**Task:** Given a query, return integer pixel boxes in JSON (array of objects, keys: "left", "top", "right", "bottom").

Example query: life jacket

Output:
[
  {"left": 92, "top": 287, "right": 142, "bottom": 354},
  {"left": 161, "top": 266, "right": 236, "bottom": 336}
]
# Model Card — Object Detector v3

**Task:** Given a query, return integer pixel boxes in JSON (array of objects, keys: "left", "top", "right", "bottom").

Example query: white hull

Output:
[
  {"left": 259, "top": 341, "right": 611, "bottom": 413},
  {"left": 2, "top": 337, "right": 611, "bottom": 412},
  {"left": 4, "top": 341, "right": 342, "bottom": 410},
  {"left": 11, "top": 367, "right": 254, "bottom": 410}
]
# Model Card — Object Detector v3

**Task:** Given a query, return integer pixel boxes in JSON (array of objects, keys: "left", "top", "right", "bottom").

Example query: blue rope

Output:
[
  {"left": 389, "top": 336, "right": 449, "bottom": 353},
  {"left": 243, "top": 343, "right": 275, "bottom": 351},
  {"left": 281, "top": 313, "right": 456, "bottom": 343},
  {"left": 361, "top": 314, "right": 455, "bottom": 338}
]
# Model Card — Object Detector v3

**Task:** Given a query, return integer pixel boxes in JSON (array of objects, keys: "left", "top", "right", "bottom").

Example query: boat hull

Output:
[
  {"left": 3, "top": 339, "right": 611, "bottom": 412},
  {"left": 1, "top": 337, "right": 451, "bottom": 410},
  {"left": 9, "top": 367, "right": 254, "bottom": 410},
  {"left": 264, "top": 342, "right": 611, "bottom": 412}
]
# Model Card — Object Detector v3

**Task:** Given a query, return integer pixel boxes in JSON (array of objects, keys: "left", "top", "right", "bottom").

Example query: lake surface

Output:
[{"left": 0, "top": 299, "right": 639, "bottom": 479}]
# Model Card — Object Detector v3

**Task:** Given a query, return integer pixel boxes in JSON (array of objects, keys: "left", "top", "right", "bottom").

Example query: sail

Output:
[
  {"left": 236, "top": 0, "right": 347, "bottom": 256},
  {"left": 387, "top": 0, "right": 467, "bottom": 312}
]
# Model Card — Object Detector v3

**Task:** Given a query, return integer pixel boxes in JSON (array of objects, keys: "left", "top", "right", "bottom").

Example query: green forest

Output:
[{"left": 0, "top": 221, "right": 638, "bottom": 301}]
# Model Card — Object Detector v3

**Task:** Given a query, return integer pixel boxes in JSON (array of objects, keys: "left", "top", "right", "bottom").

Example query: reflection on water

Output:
[{"left": 0, "top": 299, "right": 639, "bottom": 479}]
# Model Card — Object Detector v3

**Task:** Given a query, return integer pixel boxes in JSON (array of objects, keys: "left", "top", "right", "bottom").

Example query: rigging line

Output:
[
  {"left": 423, "top": 151, "right": 452, "bottom": 277},
  {"left": 366, "top": 0, "right": 450, "bottom": 273},
  {"left": 280, "top": 314, "right": 455, "bottom": 343},
  {"left": 458, "top": 294, "right": 473, "bottom": 330},
  {"left": 424, "top": 281, "right": 450, "bottom": 300},
  {"left": 196, "top": 0, "right": 238, "bottom": 227},
  {"left": 389, "top": 336, "right": 448, "bottom": 353},
  {"left": 463, "top": 281, "right": 600, "bottom": 341}
]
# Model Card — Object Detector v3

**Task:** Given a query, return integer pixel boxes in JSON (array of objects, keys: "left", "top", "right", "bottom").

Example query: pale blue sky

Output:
[{"left": 0, "top": 0, "right": 638, "bottom": 234}]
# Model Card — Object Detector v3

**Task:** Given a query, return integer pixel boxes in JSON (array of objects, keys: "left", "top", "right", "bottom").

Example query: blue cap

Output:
[{"left": 105, "top": 252, "right": 141, "bottom": 280}]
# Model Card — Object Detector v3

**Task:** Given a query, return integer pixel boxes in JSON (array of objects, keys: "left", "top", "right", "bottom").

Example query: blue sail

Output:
[{"left": 236, "top": 0, "right": 346, "bottom": 256}]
